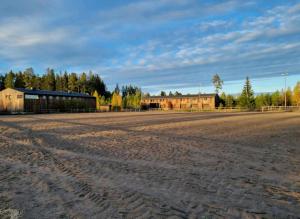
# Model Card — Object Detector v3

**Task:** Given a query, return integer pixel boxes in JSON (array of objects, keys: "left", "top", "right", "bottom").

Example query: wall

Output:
[
  {"left": 142, "top": 95, "right": 216, "bottom": 110},
  {"left": 0, "top": 88, "right": 24, "bottom": 112}
]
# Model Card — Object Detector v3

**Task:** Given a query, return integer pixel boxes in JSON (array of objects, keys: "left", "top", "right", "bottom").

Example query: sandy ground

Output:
[{"left": 0, "top": 111, "right": 299, "bottom": 219}]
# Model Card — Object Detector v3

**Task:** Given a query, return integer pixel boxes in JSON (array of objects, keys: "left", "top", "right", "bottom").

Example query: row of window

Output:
[{"left": 148, "top": 97, "right": 209, "bottom": 103}]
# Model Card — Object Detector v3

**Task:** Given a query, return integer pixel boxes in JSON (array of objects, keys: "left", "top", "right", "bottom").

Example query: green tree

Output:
[
  {"left": 68, "top": 73, "right": 78, "bottom": 92},
  {"left": 285, "top": 87, "right": 293, "bottom": 106},
  {"left": 79, "top": 72, "right": 87, "bottom": 93},
  {"left": 212, "top": 74, "right": 223, "bottom": 94},
  {"left": 0, "top": 74, "right": 5, "bottom": 90},
  {"left": 44, "top": 68, "right": 56, "bottom": 91},
  {"left": 174, "top": 91, "right": 182, "bottom": 96},
  {"left": 220, "top": 92, "right": 226, "bottom": 106},
  {"left": 160, "top": 91, "right": 166, "bottom": 96},
  {"left": 114, "top": 83, "right": 120, "bottom": 95},
  {"left": 4, "top": 71, "right": 15, "bottom": 88},
  {"left": 255, "top": 93, "right": 271, "bottom": 109},
  {"left": 23, "top": 68, "right": 35, "bottom": 89},
  {"left": 238, "top": 77, "right": 255, "bottom": 109},
  {"left": 271, "top": 91, "right": 282, "bottom": 106},
  {"left": 62, "top": 71, "right": 69, "bottom": 91},
  {"left": 14, "top": 71, "right": 25, "bottom": 88},
  {"left": 225, "top": 94, "right": 236, "bottom": 107},
  {"left": 55, "top": 73, "right": 63, "bottom": 91}
]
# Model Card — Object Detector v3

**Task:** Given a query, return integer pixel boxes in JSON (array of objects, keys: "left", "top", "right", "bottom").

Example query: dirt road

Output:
[{"left": 0, "top": 112, "right": 299, "bottom": 218}]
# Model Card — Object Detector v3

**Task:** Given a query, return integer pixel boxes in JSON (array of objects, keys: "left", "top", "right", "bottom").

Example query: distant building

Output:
[
  {"left": 0, "top": 88, "right": 96, "bottom": 113},
  {"left": 141, "top": 94, "right": 219, "bottom": 110}
]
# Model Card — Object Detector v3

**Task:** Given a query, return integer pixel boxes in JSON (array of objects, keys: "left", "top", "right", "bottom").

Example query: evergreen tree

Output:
[
  {"left": 160, "top": 91, "right": 166, "bottom": 96},
  {"left": 23, "top": 68, "right": 35, "bottom": 89},
  {"left": 79, "top": 72, "right": 87, "bottom": 93},
  {"left": 220, "top": 92, "right": 226, "bottom": 107},
  {"left": 32, "top": 75, "right": 41, "bottom": 90},
  {"left": 285, "top": 87, "right": 293, "bottom": 106},
  {"left": 238, "top": 77, "right": 255, "bottom": 109},
  {"left": 0, "top": 74, "right": 5, "bottom": 90},
  {"left": 55, "top": 73, "right": 63, "bottom": 91},
  {"left": 44, "top": 68, "right": 56, "bottom": 91},
  {"left": 4, "top": 71, "right": 15, "bottom": 88},
  {"left": 68, "top": 73, "right": 78, "bottom": 92},
  {"left": 114, "top": 83, "right": 120, "bottom": 95},
  {"left": 14, "top": 71, "right": 25, "bottom": 88},
  {"left": 62, "top": 71, "right": 69, "bottom": 91}
]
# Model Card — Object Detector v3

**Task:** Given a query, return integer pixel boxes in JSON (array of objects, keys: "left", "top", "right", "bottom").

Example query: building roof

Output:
[
  {"left": 143, "top": 94, "right": 216, "bottom": 99},
  {"left": 14, "top": 88, "right": 95, "bottom": 98}
]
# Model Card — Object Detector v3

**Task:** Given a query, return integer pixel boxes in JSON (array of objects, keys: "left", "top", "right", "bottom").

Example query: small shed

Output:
[{"left": 0, "top": 88, "right": 96, "bottom": 113}]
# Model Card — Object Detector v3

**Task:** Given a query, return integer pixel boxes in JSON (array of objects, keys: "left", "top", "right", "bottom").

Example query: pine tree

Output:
[
  {"left": 238, "top": 77, "right": 255, "bottom": 109},
  {"left": 68, "top": 73, "right": 78, "bottom": 92},
  {"left": 79, "top": 72, "right": 87, "bottom": 93},
  {"left": 14, "top": 71, "right": 25, "bottom": 88},
  {"left": 0, "top": 74, "right": 5, "bottom": 91},
  {"left": 23, "top": 68, "right": 35, "bottom": 89},
  {"left": 44, "top": 68, "right": 56, "bottom": 91},
  {"left": 4, "top": 71, "right": 15, "bottom": 88},
  {"left": 160, "top": 91, "right": 166, "bottom": 96},
  {"left": 55, "top": 73, "right": 63, "bottom": 91},
  {"left": 62, "top": 71, "right": 69, "bottom": 91},
  {"left": 114, "top": 83, "right": 120, "bottom": 95}
]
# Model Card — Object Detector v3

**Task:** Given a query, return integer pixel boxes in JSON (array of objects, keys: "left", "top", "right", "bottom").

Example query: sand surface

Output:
[{"left": 0, "top": 111, "right": 299, "bottom": 218}]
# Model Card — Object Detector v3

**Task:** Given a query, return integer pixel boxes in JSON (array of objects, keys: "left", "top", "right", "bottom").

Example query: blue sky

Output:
[{"left": 0, "top": 0, "right": 300, "bottom": 94}]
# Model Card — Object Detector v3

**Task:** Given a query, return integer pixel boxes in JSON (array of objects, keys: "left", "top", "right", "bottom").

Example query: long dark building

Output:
[{"left": 0, "top": 88, "right": 96, "bottom": 113}]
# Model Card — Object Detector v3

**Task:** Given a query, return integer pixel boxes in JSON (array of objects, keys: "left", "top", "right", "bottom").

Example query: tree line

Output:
[
  {"left": 1, "top": 69, "right": 300, "bottom": 109},
  {"left": 0, "top": 68, "right": 142, "bottom": 110},
  {"left": 215, "top": 75, "right": 300, "bottom": 109},
  {"left": 157, "top": 74, "right": 300, "bottom": 109}
]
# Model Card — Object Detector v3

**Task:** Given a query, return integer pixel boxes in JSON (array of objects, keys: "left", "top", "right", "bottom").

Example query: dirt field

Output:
[{"left": 0, "top": 112, "right": 299, "bottom": 219}]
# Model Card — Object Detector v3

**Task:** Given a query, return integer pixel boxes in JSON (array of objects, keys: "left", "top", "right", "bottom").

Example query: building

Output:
[
  {"left": 141, "top": 94, "right": 219, "bottom": 110},
  {"left": 0, "top": 88, "right": 96, "bottom": 113}
]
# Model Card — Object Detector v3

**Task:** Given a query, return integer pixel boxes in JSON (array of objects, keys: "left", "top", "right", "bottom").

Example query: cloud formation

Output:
[{"left": 0, "top": 0, "right": 300, "bottom": 93}]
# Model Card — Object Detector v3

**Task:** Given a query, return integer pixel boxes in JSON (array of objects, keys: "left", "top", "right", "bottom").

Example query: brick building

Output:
[{"left": 141, "top": 94, "right": 218, "bottom": 110}]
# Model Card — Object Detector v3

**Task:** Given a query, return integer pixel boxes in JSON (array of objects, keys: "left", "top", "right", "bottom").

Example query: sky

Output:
[{"left": 0, "top": 0, "right": 300, "bottom": 94}]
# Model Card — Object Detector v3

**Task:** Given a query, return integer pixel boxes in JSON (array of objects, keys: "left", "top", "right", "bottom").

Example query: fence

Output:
[
  {"left": 261, "top": 106, "right": 300, "bottom": 112},
  {"left": 146, "top": 107, "right": 249, "bottom": 112}
]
